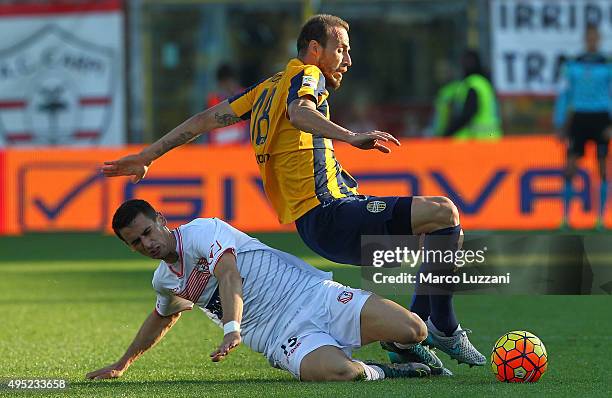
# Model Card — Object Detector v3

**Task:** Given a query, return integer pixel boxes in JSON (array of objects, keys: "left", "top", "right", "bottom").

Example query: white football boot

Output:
[{"left": 424, "top": 319, "right": 486, "bottom": 367}]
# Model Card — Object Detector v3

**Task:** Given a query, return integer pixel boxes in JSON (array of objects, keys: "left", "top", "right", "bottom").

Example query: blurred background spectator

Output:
[
  {"left": 429, "top": 59, "right": 462, "bottom": 137},
  {"left": 442, "top": 49, "right": 502, "bottom": 139},
  {"left": 199, "top": 63, "right": 249, "bottom": 145},
  {"left": 553, "top": 24, "right": 612, "bottom": 229}
]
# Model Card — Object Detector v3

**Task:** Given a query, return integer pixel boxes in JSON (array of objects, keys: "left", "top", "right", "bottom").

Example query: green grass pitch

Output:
[{"left": 0, "top": 232, "right": 610, "bottom": 397}]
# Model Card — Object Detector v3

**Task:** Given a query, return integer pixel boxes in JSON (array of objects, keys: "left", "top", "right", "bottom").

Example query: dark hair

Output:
[
  {"left": 112, "top": 199, "right": 157, "bottom": 242},
  {"left": 216, "top": 63, "right": 237, "bottom": 82},
  {"left": 297, "top": 14, "right": 349, "bottom": 56},
  {"left": 462, "top": 49, "right": 485, "bottom": 77}
]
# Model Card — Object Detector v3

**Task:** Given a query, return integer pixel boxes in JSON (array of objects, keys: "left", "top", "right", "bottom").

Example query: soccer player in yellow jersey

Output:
[{"left": 103, "top": 14, "right": 485, "bottom": 368}]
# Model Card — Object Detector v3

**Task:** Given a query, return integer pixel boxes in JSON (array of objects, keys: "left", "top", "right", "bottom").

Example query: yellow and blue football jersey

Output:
[{"left": 228, "top": 58, "right": 358, "bottom": 224}]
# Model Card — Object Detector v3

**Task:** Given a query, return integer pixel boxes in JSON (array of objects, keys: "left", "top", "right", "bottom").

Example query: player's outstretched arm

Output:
[
  {"left": 210, "top": 252, "right": 244, "bottom": 362},
  {"left": 102, "top": 101, "right": 241, "bottom": 183},
  {"left": 86, "top": 310, "right": 181, "bottom": 380},
  {"left": 288, "top": 97, "right": 400, "bottom": 153}
]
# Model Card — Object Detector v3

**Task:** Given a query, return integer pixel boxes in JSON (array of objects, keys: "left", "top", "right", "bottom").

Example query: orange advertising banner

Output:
[{"left": 0, "top": 136, "right": 609, "bottom": 235}]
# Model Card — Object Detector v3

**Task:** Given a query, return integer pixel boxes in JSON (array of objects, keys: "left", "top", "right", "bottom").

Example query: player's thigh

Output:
[
  {"left": 300, "top": 344, "right": 362, "bottom": 382},
  {"left": 411, "top": 196, "right": 460, "bottom": 234},
  {"left": 359, "top": 294, "right": 427, "bottom": 346}
]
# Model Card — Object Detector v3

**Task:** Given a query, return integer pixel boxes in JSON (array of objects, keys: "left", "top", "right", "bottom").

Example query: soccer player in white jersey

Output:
[{"left": 86, "top": 199, "right": 451, "bottom": 381}]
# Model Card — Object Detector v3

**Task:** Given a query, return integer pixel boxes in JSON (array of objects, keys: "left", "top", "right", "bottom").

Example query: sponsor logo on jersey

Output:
[
  {"left": 302, "top": 75, "right": 318, "bottom": 90},
  {"left": 366, "top": 200, "right": 386, "bottom": 213},
  {"left": 337, "top": 291, "right": 353, "bottom": 304}
]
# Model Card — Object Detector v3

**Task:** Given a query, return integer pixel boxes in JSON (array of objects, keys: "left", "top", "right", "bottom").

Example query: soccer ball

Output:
[{"left": 491, "top": 330, "right": 548, "bottom": 382}]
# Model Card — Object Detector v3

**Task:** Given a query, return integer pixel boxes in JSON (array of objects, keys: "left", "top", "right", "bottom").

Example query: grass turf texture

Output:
[{"left": 1, "top": 233, "right": 611, "bottom": 397}]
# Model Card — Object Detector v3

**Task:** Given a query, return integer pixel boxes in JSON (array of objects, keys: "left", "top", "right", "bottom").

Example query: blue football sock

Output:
[
  {"left": 599, "top": 181, "right": 608, "bottom": 219},
  {"left": 419, "top": 225, "right": 461, "bottom": 336},
  {"left": 409, "top": 293, "right": 430, "bottom": 322},
  {"left": 429, "top": 295, "right": 457, "bottom": 336}
]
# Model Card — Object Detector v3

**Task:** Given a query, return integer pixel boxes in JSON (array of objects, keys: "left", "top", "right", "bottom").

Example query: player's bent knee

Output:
[
  {"left": 427, "top": 196, "right": 460, "bottom": 227},
  {"left": 397, "top": 312, "right": 427, "bottom": 344},
  {"left": 413, "top": 314, "right": 428, "bottom": 342},
  {"left": 441, "top": 197, "right": 460, "bottom": 226}
]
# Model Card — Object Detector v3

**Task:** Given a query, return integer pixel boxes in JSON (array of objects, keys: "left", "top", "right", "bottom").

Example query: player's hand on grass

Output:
[
  {"left": 348, "top": 130, "right": 400, "bottom": 153},
  {"left": 210, "top": 331, "right": 241, "bottom": 362},
  {"left": 86, "top": 362, "right": 127, "bottom": 380},
  {"left": 102, "top": 154, "right": 151, "bottom": 183}
]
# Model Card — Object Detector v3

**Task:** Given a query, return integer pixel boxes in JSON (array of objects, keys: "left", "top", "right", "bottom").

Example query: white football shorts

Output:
[{"left": 268, "top": 280, "right": 371, "bottom": 379}]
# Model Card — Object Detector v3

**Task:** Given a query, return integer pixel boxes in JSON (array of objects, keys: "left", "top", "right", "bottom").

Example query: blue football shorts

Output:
[{"left": 295, "top": 195, "right": 413, "bottom": 265}]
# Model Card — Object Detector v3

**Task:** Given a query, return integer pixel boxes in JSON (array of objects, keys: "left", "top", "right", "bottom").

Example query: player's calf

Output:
[
  {"left": 299, "top": 346, "right": 364, "bottom": 381},
  {"left": 301, "top": 349, "right": 431, "bottom": 381},
  {"left": 304, "top": 362, "right": 363, "bottom": 381}
]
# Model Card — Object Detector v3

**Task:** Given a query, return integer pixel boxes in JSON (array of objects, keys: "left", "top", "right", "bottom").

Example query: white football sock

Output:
[
  {"left": 353, "top": 360, "right": 385, "bottom": 380},
  {"left": 428, "top": 317, "right": 461, "bottom": 337}
]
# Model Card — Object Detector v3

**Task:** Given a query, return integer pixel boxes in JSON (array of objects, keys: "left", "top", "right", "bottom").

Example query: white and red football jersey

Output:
[{"left": 152, "top": 218, "right": 331, "bottom": 355}]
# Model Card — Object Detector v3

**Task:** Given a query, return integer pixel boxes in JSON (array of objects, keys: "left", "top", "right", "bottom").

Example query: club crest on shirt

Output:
[
  {"left": 302, "top": 75, "right": 318, "bottom": 89},
  {"left": 196, "top": 257, "right": 210, "bottom": 273},
  {"left": 337, "top": 291, "right": 353, "bottom": 304},
  {"left": 366, "top": 200, "right": 386, "bottom": 213}
]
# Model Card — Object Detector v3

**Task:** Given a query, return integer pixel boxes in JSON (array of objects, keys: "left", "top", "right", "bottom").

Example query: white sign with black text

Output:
[
  {"left": 0, "top": 3, "right": 125, "bottom": 146},
  {"left": 491, "top": 0, "right": 612, "bottom": 95}
]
